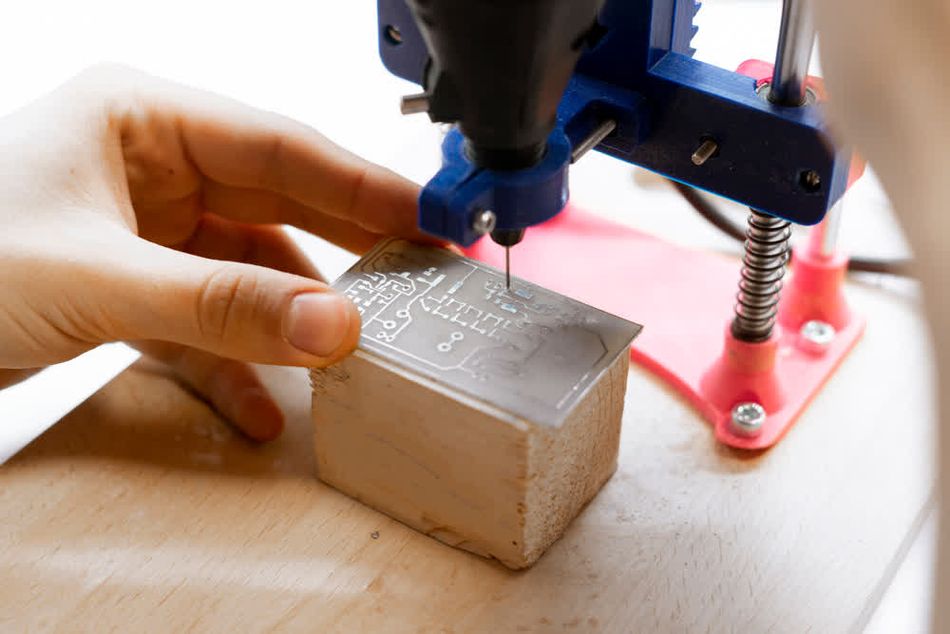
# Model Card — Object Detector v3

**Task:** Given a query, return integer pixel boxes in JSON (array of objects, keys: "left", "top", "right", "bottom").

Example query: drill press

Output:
[{"left": 377, "top": 0, "right": 863, "bottom": 449}]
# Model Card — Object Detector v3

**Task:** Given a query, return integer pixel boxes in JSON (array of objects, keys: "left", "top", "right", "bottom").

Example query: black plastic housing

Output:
[{"left": 406, "top": 0, "right": 604, "bottom": 170}]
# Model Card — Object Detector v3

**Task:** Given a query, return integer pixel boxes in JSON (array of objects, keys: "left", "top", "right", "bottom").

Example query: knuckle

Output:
[
  {"left": 0, "top": 301, "right": 96, "bottom": 366},
  {"left": 255, "top": 132, "right": 288, "bottom": 192},
  {"left": 194, "top": 265, "right": 259, "bottom": 344},
  {"left": 344, "top": 163, "right": 371, "bottom": 225}
]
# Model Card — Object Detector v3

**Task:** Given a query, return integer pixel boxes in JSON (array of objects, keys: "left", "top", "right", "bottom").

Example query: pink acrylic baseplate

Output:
[{"left": 465, "top": 205, "right": 865, "bottom": 450}]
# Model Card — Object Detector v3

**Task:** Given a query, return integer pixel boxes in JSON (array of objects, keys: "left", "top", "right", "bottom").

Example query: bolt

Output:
[
  {"left": 471, "top": 209, "right": 497, "bottom": 235},
  {"left": 730, "top": 402, "right": 766, "bottom": 437},
  {"left": 800, "top": 169, "right": 822, "bottom": 192},
  {"left": 384, "top": 24, "right": 402, "bottom": 45},
  {"left": 800, "top": 320, "right": 836, "bottom": 351}
]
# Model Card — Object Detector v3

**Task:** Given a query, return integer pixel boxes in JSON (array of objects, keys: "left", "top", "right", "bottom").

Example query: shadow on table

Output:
[{"left": 8, "top": 361, "right": 317, "bottom": 480}]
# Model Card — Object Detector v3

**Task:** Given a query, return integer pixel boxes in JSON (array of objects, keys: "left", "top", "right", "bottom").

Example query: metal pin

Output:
[
  {"left": 400, "top": 93, "right": 430, "bottom": 115},
  {"left": 505, "top": 247, "right": 511, "bottom": 290},
  {"left": 571, "top": 119, "right": 617, "bottom": 164},
  {"left": 691, "top": 139, "right": 719, "bottom": 166}
]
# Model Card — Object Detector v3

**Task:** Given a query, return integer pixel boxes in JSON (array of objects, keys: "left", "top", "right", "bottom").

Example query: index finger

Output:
[{"left": 116, "top": 70, "right": 431, "bottom": 242}]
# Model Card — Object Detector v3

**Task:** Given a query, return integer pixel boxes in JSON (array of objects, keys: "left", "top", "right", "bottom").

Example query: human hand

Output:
[
  {"left": 815, "top": 5, "right": 950, "bottom": 627},
  {"left": 814, "top": 0, "right": 949, "bottom": 217},
  {"left": 0, "top": 65, "right": 431, "bottom": 441}
]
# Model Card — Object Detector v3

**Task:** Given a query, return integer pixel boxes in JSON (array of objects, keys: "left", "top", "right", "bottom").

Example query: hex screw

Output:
[
  {"left": 800, "top": 319, "right": 836, "bottom": 352},
  {"left": 471, "top": 209, "right": 497, "bottom": 236},
  {"left": 800, "top": 169, "right": 822, "bottom": 192},
  {"left": 730, "top": 402, "right": 766, "bottom": 437},
  {"left": 384, "top": 24, "right": 402, "bottom": 45}
]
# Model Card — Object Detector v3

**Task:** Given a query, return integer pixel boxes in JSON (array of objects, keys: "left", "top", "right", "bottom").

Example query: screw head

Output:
[
  {"left": 800, "top": 320, "right": 836, "bottom": 351},
  {"left": 384, "top": 24, "right": 403, "bottom": 45},
  {"left": 471, "top": 209, "right": 497, "bottom": 235},
  {"left": 730, "top": 402, "right": 766, "bottom": 437},
  {"left": 800, "top": 169, "right": 822, "bottom": 193}
]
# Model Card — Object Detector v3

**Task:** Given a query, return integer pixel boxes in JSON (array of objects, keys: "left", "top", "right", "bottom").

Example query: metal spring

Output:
[{"left": 731, "top": 210, "right": 792, "bottom": 342}]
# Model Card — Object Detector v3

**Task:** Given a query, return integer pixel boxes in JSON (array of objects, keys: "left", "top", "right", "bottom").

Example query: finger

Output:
[
  {"left": 180, "top": 110, "right": 425, "bottom": 239},
  {"left": 54, "top": 226, "right": 361, "bottom": 367},
  {"left": 199, "top": 182, "right": 390, "bottom": 254},
  {"left": 0, "top": 369, "right": 42, "bottom": 390},
  {"left": 131, "top": 340, "right": 283, "bottom": 442},
  {"left": 110, "top": 73, "right": 433, "bottom": 242},
  {"left": 180, "top": 213, "right": 324, "bottom": 280}
]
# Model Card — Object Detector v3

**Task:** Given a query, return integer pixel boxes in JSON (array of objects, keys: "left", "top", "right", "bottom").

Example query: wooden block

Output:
[{"left": 311, "top": 239, "right": 641, "bottom": 568}]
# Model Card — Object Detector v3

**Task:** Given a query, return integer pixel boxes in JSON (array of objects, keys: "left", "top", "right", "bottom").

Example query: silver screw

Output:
[
  {"left": 800, "top": 320, "right": 835, "bottom": 348},
  {"left": 471, "top": 209, "right": 497, "bottom": 235},
  {"left": 730, "top": 402, "right": 766, "bottom": 437}
]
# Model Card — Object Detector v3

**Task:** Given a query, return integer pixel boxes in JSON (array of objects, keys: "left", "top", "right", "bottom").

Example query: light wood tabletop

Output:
[{"left": 0, "top": 267, "right": 933, "bottom": 631}]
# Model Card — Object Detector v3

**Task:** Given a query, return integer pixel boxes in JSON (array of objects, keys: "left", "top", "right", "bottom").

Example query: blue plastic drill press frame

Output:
[{"left": 378, "top": 0, "right": 851, "bottom": 247}]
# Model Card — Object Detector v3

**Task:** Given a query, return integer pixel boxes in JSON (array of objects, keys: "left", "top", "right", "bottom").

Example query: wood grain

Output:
[
  {"left": 312, "top": 350, "right": 627, "bottom": 569},
  {"left": 0, "top": 278, "right": 934, "bottom": 633}
]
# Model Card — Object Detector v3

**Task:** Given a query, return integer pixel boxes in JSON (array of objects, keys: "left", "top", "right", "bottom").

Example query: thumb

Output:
[{"left": 80, "top": 236, "right": 362, "bottom": 367}]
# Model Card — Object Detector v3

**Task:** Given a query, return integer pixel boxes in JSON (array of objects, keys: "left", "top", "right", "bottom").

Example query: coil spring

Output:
[{"left": 731, "top": 210, "right": 792, "bottom": 342}]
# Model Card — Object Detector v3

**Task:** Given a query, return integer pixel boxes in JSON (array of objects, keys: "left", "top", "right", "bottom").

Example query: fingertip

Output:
[
  {"left": 282, "top": 290, "right": 363, "bottom": 368},
  {"left": 283, "top": 291, "right": 355, "bottom": 357},
  {"left": 237, "top": 388, "right": 285, "bottom": 442},
  {"left": 308, "top": 296, "right": 363, "bottom": 369},
  {"left": 343, "top": 296, "right": 363, "bottom": 349}
]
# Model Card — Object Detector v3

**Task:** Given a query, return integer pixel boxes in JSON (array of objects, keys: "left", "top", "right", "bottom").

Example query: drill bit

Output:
[{"left": 490, "top": 228, "right": 523, "bottom": 291}]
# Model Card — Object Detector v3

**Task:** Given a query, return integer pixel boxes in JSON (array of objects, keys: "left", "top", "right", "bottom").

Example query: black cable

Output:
[
  {"left": 670, "top": 180, "right": 746, "bottom": 242},
  {"left": 848, "top": 255, "right": 914, "bottom": 276},
  {"left": 668, "top": 180, "right": 914, "bottom": 276}
]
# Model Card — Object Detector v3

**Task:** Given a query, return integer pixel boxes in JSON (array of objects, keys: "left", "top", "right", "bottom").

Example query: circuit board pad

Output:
[{"left": 333, "top": 239, "right": 642, "bottom": 428}]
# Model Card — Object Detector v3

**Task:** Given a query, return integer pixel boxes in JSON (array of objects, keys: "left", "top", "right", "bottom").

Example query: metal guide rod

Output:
[
  {"left": 732, "top": 0, "right": 817, "bottom": 343},
  {"left": 770, "top": 0, "right": 846, "bottom": 257},
  {"left": 769, "top": 0, "right": 815, "bottom": 106},
  {"left": 806, "top": 200, "right": 844, "bottom": 258},
  {"left": 571, "top": 119, "right": 616, "bottom": 164}
]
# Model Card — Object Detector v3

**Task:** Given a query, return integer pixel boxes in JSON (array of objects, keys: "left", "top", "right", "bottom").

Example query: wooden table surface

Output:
[{"left": 0, "top": 270, "right": 934, "bottom": 632}]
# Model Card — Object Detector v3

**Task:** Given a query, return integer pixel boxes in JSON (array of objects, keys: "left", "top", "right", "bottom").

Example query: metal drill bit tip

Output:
[{"left": 505, "top": 247, "right": 511, "bottom": 289}]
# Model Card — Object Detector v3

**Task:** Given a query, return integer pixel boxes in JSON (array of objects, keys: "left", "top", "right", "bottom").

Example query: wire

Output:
[
  {"left": 667, "top": 180, "right": 914, "bottom": 276},
  {"left": 670, "top": 180, "right": 746, "bottom": 242}
]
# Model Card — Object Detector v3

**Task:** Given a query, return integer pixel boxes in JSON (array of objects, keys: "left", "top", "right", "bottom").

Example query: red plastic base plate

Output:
[{"left": 465, "top": 205, "right": 865, "bottom": 450}]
